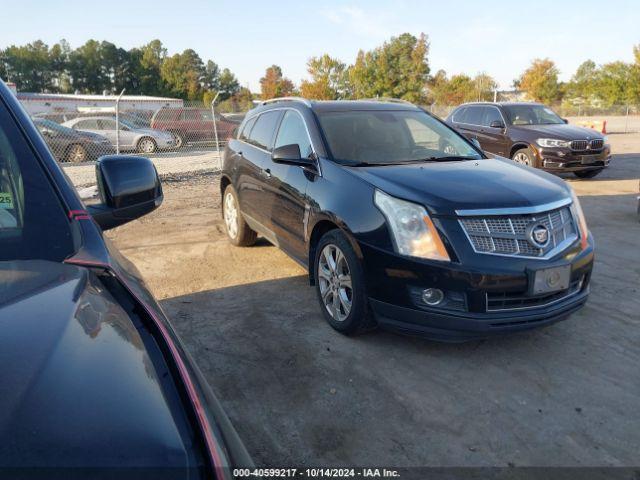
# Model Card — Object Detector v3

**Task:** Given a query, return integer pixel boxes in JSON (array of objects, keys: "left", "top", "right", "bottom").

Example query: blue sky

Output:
[{"left": 1, "top": 0, "right": 638, "bottom": 91}]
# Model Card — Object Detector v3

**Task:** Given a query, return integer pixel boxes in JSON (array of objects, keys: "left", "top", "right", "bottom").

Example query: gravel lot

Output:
[{"left": 75, "top": 134, "right": 640, "bottom": 469}]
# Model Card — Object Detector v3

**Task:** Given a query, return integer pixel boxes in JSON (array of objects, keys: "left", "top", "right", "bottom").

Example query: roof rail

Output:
[
  {"left": 358, "top": 97, "right": 415, "bottom": 105},
  {"left": 261, "top": 97, "right": 312, "bottom": 107}
]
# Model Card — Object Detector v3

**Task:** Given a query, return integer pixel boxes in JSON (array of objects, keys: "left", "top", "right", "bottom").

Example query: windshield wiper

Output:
[{"left": 417, "top": 156, "right": 479, "bottom": 162}]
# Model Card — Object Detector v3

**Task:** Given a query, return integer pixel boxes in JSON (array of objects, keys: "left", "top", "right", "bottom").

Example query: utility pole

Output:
[{"left": 115, "top": 89, "right": 125, "bottom": 155}]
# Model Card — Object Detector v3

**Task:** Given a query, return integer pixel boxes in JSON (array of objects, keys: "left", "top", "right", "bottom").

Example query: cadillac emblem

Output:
[{"left": 527, "top": 223, "right": 550, "bottom": 248}]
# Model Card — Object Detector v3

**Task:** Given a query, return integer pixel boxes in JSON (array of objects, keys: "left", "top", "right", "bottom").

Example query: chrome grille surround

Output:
[
  {"left": 571, "top": 139, "right": 604, "bottom": 151},
  {"left": 457, "top": 198, "right": 578, "bottom": 259}
]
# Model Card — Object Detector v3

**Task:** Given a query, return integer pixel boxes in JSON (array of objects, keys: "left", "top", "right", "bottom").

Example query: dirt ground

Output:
[{"left": 106, "top": 133, "right": 640, "bottom": 468}]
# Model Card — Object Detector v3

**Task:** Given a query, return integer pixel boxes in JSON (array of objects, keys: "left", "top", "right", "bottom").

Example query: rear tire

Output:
[
  {"left": 65, "top": 144, "right": 88, "bottom": 163},
  {"left": 314, "top": 230, "right": 374, "bottom": 335},
  {"left": 574, "top": 169, "right": 603, "bottom": 179},
  {"left": 222, "top": 185, "right": 257, "bottom": 247},
  {"left": 511, "top": 147, "right": 536, "bottom": 167}
]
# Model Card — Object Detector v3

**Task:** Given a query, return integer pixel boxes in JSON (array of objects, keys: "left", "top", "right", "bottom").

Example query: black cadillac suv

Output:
[
  {"left": 221, "top": 98, "right": 594, "bottom": 341},
  {"left": 446, "top": 102, "right": 611, "bottom": 178}
]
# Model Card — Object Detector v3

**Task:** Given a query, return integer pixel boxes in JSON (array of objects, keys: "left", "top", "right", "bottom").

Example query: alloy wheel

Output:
[
  {"left": 223, "top": 191, "right": 238, "bottom": 239},
  {"left": 513, "top": 152, "right": 531, "bottom": 166},
  {"left": 67, "top": 144, "right": 87, "bottom": 163},
  {"left": 318, "top": 244, "right": 353, "bottom": 321},
  {"left": 139, "top": 138, "right": 156, "bottom": 154}
]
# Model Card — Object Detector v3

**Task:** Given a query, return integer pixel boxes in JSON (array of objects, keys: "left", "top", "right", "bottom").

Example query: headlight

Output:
[
  {"left": 570, "top": 187, "right": 589, "bottom": 250},
  {"left": 537, "top": 138, "right": 571, "bottom": 148},
  {"left": 374, "top": 190, "right": 450, "bottom": 261}
]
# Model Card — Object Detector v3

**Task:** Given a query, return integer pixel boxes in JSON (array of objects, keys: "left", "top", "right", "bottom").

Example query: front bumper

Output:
[
  {"left": 359, "top": 236, "right": 594, "bottom": 342},
  {"left": 537, "top": 145, "right": 611, "bottom": 172}
]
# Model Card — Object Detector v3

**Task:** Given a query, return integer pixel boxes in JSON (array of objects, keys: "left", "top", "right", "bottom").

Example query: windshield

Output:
[
  {"left": 317, "top": 110, "right": 482, "bottom": 165},
  {"left": 119, "top": 118, "right": 138, "bottom": 130},
  {"left": 502, "top": 104, "right": 564, "bottom": 125},
  {"left": 35, "top": 119, "right": 76, "bottom": 134}
]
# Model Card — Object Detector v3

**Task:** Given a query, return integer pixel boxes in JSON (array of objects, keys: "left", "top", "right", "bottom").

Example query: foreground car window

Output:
[
  {"left": 0, "top": 104, "right": 75, "bottom": 262},
  {"left": 317, "top": 110, "right": 481, "bottom": 165}
]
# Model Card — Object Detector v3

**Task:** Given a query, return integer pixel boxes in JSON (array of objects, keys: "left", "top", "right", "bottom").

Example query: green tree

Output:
[
  {"left": 565, "top": 60, "right": 599, "bottom": 102},
  {"left": 349, "top": 33, "right": 430, "bottom": 103},
  {"left": 300, "top": 54, "right": 349, "bottom": 100},
  {"left": 2, "top": 40, "right": 57, "bottom": 92},
  {"left": 259, "top": 65, "right": 295, "bottom": 99},
  {"left": 597, "top": 61, "right": 635, "bottom": 106},
  {"left": 517, "top": 58, "right": 561, "bottom": 104},
  {"left": 130, "top": 39, "right": 168, "bottom": 95},
  {"left": 68, "top": 40, "right": 110, "bottom": 93},
  {"left": 218, "top": 68, "right": 240, "bottom": 99},
  {"left": 161, "top": 49, "right": 206, "bottom": 100}
]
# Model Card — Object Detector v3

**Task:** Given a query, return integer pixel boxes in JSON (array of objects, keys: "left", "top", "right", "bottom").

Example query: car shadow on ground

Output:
[{"left": 160, "top": 272, "right": 637, "bottom": 467}]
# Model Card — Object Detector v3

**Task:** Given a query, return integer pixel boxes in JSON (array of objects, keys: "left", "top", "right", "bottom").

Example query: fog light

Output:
[{"left": 422, "top": 288, "right": 444, "bottom": 306}]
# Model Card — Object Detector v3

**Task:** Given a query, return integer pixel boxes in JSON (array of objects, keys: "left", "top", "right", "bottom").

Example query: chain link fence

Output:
[
  {"left": 20, "top": 92, "right": 639, "bottom": 192},
  {"left": 17, "top": 91, "right": 250, "bottom": 192}
]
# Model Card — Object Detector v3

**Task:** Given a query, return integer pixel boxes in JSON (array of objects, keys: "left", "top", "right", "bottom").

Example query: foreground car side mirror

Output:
[
  {"left": 272, "top": 144, "right": 316, "bottom": 168},
  {"left": 489, "top": 120, "right": 505, "bottom": 129},
  {"left": 87, "top": 155, "right": 163, "bottom": 230},
  {"left": 562, "top": 118, "right": 569, "bottom": 124}
]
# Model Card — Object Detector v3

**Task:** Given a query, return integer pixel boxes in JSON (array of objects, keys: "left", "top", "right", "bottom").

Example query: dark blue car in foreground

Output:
[{"left": 0, "top": 79, "right": 251, "bottom": 479}]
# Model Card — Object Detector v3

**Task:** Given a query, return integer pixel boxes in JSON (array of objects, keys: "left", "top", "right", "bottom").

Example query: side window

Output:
[
  {"left": 465, "top": 106, "right": 483, "bottom": 125},
  {"left": 248, "top": 111, "right": 282, "bottom": 151},
  {"left": 0, "top": 104, "right": 76, "bottom": 262},
  {"left": 97, "top": 119, "right": 116, "bottom": 130},
  {"left": 274, "top": 111, "right": 313, "bottom": 158},
  {"left": 452, "top": 107, "right": 467, "bottom": 123},
  {"left": 482, "top": 107, "right": 502, "bottom": 127},
  {"left": 75, "top": 119, "right": 99, "bottom": 130},
  {"left": 239, "top": 116, "right": 257, "bottom": 142}
]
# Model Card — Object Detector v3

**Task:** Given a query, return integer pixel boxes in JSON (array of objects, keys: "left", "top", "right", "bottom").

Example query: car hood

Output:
[
  {"left": 345, "top": 157, "right": 571, "bottom": 216},
  {"left": 510, "top": 124, "right": 604, "bottom": 140},
  {"left": 0, "top": 260, "right": 200, "bottom": 471}
]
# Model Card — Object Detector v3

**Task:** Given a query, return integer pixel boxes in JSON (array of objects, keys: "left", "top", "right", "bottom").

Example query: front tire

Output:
[
  {"left": 574, "top": 168, "right": 603, "bottom": 179},
  {"left": 512, "top": 147, "right": 536, "bottom": 167},
  {"left": 137, "top": 137, "right": 157, "bottom": 154},
  {"left": 172, "top": 132, "right": 184, "bottom": 149},
  {"left": 314, "top": 230, "right": 373, "bottom": 335},
  {"left": 222, "top": 185, "right": 257, "bottom": 246}
]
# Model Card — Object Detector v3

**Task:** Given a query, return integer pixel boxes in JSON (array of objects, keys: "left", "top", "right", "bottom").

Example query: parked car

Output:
[
  {"left": 446, "top": 102, "right": 611, "bottom": 178},
  {"left": 221, "top": 98, "right": 594, "bottom": 341},
  {"left": 150, "top": 107, "right": 239, "bottom": 148},
  {"left": 0, "top": 80, "right": 251, "bottom": 478},
  {"left": 62, "top": 116, "right": 175, "bottom": 154},
  {"left": 33, "top": 118, "right": 114, "bottom": 162}
]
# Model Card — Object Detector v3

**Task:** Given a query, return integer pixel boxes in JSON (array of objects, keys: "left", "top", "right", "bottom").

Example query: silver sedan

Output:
[{"left": 62, "top": 116, "right": 175, "bottom": 154}]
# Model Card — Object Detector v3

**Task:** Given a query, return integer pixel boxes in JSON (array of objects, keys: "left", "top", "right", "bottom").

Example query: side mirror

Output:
[
  {"left": 470, "top": 138, "right": 482, "bottom": 150},
  {"left": 272, "top": 144, "right": 315, "bottom": 168},
  {"left": 562, "top": 118, "right": 569, "bottom": 124},
  {"left": 489, "top": 120, "right": 505, "bottom": 129},
  {"left": 87, "top": 155, "right": 163, "bottom": 230}
]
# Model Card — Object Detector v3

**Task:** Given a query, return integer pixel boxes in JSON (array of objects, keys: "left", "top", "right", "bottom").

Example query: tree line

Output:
[{"left": 2, "top": 35, "right": 639, "bottom": 112}]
